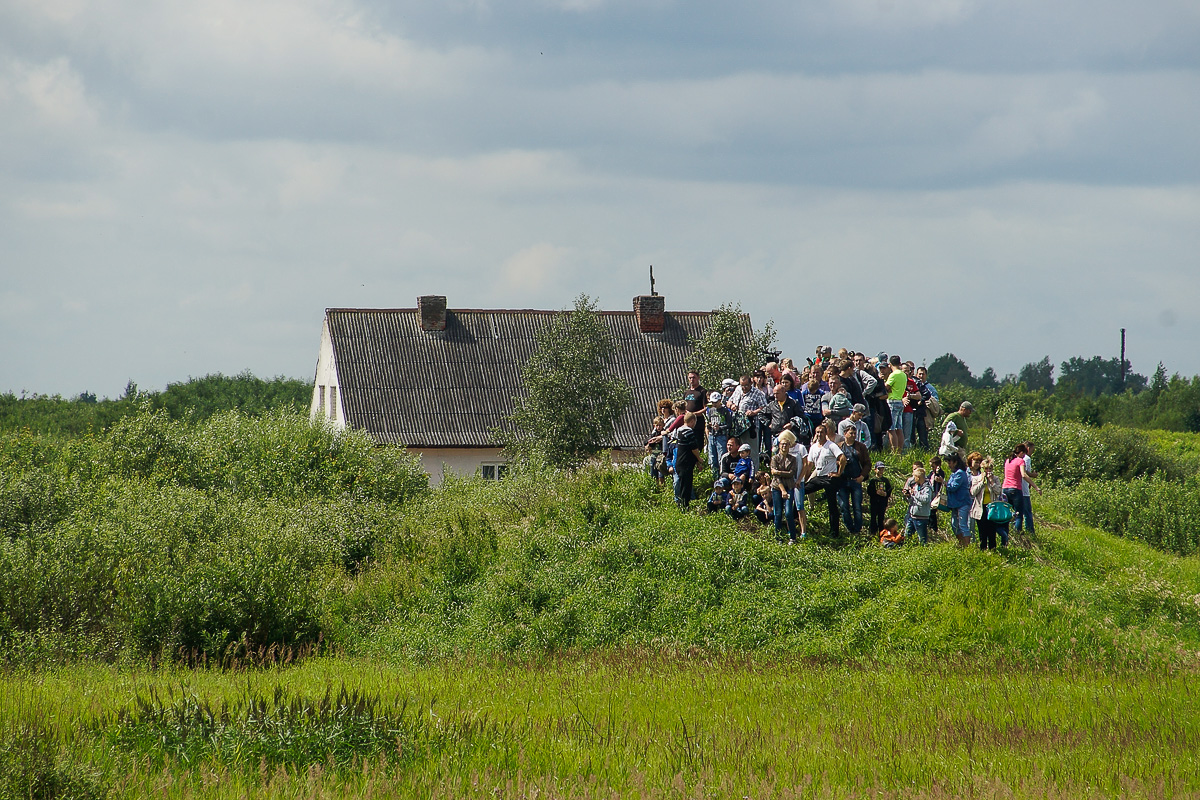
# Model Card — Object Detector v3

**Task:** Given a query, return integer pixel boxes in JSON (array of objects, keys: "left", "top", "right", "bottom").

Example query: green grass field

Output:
[
  {"left": 4, "top": 657, "right": 1199, "bottom": 798},
  {"left": 4, "top": 412, "right": 1200, "bottom": 798}
]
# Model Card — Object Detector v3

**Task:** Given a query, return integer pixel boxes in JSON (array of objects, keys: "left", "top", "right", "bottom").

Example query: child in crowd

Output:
[
  {"left": 754, "top": 473, "right": 773, "bottom": 524},
  {"left": 644, "top": 415, "right": 667, "bottom": 488},
  {"left": 727, "top": 477, "right": 752, "bottom": 520},
  {"left": 707, "top": 478, "right": 731, "bottom": 514},
  {"left": 732, "top": 443, "right": 755, "bottom": 486},
  {"left": 906, "top": 466, "right": 934, "bottom": 544},
  {"left": 928, "top": 455, "right": 946, "bottom": 532},
  {"left": 880, "top": 518, "right": 904, "bottom": 548},
  {"left": 865, "top": 462, "right": 893, "bottom": 535}
]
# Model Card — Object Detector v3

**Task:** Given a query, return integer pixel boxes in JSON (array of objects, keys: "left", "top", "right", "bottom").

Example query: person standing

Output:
[
  {"left": 906, "top": 467, "right": 934, "bottom": 545},
  {"left": 883, "top": 357, "right": 908, "bottom": 453},
  {"left": 943, "top": 401, "right": 974, "bottom": 459},
  {"left": 805, "top": 425, "right": 847, "bottom": 537},
  {"left": 1004, "top": 443, "right": 1040, "bottom": 539},
  {"left": 673, "top": 412, "right": 705, "bottom": 510},
  {"left": 1018, "top": 441, "right": 1041, "bottom": 535},
  {"left": 681, "top": 371, "right": 708, "bottom": 439},
  {"left": 705, "top": 392, "right": 732, "bottom": 475},
  {"left": 866, "top": 462, "right": 893, "bottom": 535},
  {"left": 838, "top": 425, "right": 870, "bottom": 533},
  {"left": 765, "top": 383, "right": 802, "bottom": 443},
  {"left": 970, "top": 455, "right": 1006, "bottom": 550},
  {"left": 837, "top": 404, "right": 872, "bottom": 448},
  {"left": 913, "top": 366, "right": 935, "bottom": 449},
  {"left": 730, "top": 373, "right": 768, "bottom": 461},
  {"left": 770, "top": 430, "right": 800, "bottom": 543},
  {"left": 945, "top": 453, "right": 972, "bottom": 547}
]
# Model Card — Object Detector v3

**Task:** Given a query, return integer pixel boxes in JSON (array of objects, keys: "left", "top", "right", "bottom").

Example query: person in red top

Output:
[{"left": 900, "top": 362, "right": 921, "bottom": 452}]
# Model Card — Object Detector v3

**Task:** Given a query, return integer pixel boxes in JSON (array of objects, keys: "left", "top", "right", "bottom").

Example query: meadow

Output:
[{"left": 2, "top": 405, "right": 1200, "bottom": 797}]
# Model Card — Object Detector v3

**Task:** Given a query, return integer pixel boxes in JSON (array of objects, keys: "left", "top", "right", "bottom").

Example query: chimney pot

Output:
[
  {"left": 418, "top": 295, "right": 447, "bottom": 331},
  {"left": 633, "top": 294, "right": 665, "bottom": 333}
]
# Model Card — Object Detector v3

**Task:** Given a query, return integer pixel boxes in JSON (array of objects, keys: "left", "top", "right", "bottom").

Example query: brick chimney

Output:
[
  {"left": 633, "top": 294, "right": 665, "bottom": 333},
  {"left": 418, "top": 295, "right": 447, "bottom": 331}
]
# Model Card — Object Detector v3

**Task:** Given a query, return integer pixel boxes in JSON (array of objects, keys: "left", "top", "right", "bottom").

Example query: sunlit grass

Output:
[{"left": 2, "top": 657, "right": 1198, "bottom": 798}]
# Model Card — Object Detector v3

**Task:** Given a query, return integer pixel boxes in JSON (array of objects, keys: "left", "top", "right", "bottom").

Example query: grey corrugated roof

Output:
[{"left": 326, "top": 307, "right": 746, "bottom": 449}]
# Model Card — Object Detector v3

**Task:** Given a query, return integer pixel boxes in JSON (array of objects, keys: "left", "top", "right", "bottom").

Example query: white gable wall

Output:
[
  {"left": 409, "top": 447, "right": 508, "bottom": 486},
  {"left": 310, "top": 316, "right": 346, "bottom": 430}
]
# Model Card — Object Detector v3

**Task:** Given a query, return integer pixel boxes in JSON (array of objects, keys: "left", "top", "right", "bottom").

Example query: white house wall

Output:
[
  {"left": 408, "top": 448, "right": 507, "bottom": 486},
  {"left": 309, "top": 316, "right": 346, "bottom": 430}
]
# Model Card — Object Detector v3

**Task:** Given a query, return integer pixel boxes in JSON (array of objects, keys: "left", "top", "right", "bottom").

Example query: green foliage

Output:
[
  {"left": 1060, "top": 355, "right": 1147, "bottom": 396},
  {"left": 156, "top": 371, "right": 311, "bottom": 421},
  {"left": 0, "top": 410, "right": 425, "bottom": 662},
  {"left": 111, "top": 685, "right": 436, "bottom": 772},
  {"left": 344, "top": 465, "right": 1200, "bottom": 668},
  {"left": 0, "top": 371, "right": 311, "bottom": 436},
  {"left": 1017, "top": 356, "right": 1055, "bottom": 391},
  {"left": 926, "top": 353, "right": 976, "bottom": 387},
  {"left": 103, "top": 407, "right": 426, "bottom": 501},
  {"left": 0, "top": 725, "right": 108, "bottom": 800},
  {"left": 685, "top": 302, "right": 777, "bottom": 388},
  {"left": 7, "top": 660, "right": 1200, "bottom": 798},
  {"left": 1056, "top": 475, "right": 1200, "bottom": 556},
  {"left": 501, "top": 295, "right": 632, "bottom": 469},
  {"left": 983, "top": 404, "right": 1178, "bottom": 487}
]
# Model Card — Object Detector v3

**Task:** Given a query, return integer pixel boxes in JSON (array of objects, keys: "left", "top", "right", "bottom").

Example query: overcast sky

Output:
[{"left": 3, "top": 0, "right": 1198, "bottom": 398}]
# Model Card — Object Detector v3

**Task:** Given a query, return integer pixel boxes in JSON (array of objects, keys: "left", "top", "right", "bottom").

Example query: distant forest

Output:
[
  {"left": 4, "top": 352, "right": 1199, "bottom": 436},
  {"left": 925, "top": 353, "right": 1200, "bottom": 433},
  {"left": 0, "top": 372, "right": 311, "bottom": 436}
]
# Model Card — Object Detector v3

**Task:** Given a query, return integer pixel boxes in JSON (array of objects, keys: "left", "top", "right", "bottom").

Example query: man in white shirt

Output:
[{"left": 805, "top": 425, "right": 847, "bottom": 537}]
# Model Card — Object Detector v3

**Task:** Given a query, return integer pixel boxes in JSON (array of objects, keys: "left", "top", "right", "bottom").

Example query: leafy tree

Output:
[
  {"left": 1148, "top": 362, "right": 1168, "bottom": 400},
  {"left": 977, "top": 367, "right": 1000, "bottom": 389},
  {"left": 927, "top": 354, "right": 975, "bottom": 387},
  {"left": 1057, "top": 356, "right": 1146, "bottom": 397},
  {"left": 686, "top": 303, "right": 777, "bottom": 389},
  {"left": 157, "top": 371, "right": 311, "bottom": 421},
  {"left": 1017, "top": 357, "right": 1054, "bottom": 391},
  {"left": 501, "top": 294, "right": 632, "bottom": 469}
]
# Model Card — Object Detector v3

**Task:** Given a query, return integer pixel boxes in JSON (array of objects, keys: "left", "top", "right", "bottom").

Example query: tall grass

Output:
[
  {"left": 2, "top": 658, "right": 1198, "bottom": 798},
  {"left": 1055, "top": 475, "right": 1200, "bottom": 556}
]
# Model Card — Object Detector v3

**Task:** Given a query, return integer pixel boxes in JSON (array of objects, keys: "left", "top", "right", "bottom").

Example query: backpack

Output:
[{"left": 730, "top": 410, "right": 753, "bottom": 437}]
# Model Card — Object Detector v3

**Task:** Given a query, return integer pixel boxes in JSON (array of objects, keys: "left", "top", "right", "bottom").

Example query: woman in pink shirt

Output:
[{"left": 1003, "top": 444, "right": 1038, "bottom": 541}]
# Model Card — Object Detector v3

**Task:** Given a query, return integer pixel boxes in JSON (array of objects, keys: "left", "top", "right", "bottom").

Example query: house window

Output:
[
  {"left": 480, "top": 462, "right": 508, "bottom": 481},
  {"left": 329, "top": 386, "right": 338, "bottom": 420},
  {"left": 317, "top": 385, "right": 325, "bottom": 415}
]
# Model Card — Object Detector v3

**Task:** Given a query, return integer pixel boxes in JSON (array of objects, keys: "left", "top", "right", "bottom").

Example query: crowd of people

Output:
[{"left": 643, "top": 347, "right": 1040, "bottom": 550}]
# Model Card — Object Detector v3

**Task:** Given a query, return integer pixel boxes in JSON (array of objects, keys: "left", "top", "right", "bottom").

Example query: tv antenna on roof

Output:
[{"left": 650, "top": 265, "right": 658, "bottom": 296}]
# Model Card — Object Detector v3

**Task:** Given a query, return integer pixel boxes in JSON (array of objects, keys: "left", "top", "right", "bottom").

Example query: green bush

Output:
[
  {"left": 0, "top": 411, "right": 426, "bottom": 662},
  {"left": 984, "top": 404, "right": 1177, "bottom": 487},
  {"left": 1056, "top": 476, "right": 1200, "bottom": 556},
  {"left": 105, "top": 408, "right": 427, "bottom": 501}
]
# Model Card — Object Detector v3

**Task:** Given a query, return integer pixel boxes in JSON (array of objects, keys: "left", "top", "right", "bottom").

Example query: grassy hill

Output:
[
  {"left": 2, "top": 408, "right": 1198, "bottom": 669},
  {"left": 3, "top": 409, "right": 1200, "bottom": 798}
]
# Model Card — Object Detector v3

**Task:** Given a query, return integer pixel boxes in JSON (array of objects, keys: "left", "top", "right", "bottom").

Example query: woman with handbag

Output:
[
  {"left": 1003, "top": 444, "right": 1039, "bottom": 543},
  {"left": 970, "top": 455, "right": 1008, "bottom": 550}
]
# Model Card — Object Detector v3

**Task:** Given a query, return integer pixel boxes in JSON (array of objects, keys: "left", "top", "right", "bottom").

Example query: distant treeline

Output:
[
  {"left": 927, "top": 353, "right": 1200, "bottom": 433},
  {"left": 0, "top": 372, "right": 311, "bottom": 436}
]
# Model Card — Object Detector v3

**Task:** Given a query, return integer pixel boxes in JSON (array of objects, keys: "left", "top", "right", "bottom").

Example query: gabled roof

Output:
[{"left": 325, "top": 307, "right": 745, "bottom": 449}]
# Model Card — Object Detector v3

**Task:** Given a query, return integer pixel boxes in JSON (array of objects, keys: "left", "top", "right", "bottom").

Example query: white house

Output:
[{"left": 310, "top": 293, "right": 748, "bottom": 484}]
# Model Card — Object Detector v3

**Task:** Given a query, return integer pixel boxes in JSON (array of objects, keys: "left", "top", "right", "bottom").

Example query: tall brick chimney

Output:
[
  {"left": 418, "top": 295, "right": 447, "bottom": 331},
  {"left": 633, "top": 294, "right": 665, "bottom": 333}
]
